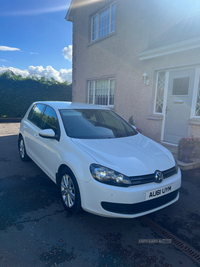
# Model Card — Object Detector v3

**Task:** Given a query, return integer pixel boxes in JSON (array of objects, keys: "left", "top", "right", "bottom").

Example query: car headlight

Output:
[
  {"left": 90, "top": 164, "right": 131, "bottom": 187},
  {"left": 174, "top": 157, "right": 179, "bottom": 173}
]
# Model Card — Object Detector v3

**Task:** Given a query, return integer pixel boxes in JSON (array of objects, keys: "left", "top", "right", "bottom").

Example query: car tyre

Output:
[
  {"left": 59, "top": 168, "right": 82, "bottom": 214},
  {"left": 18, "top": 136, "right": 30, "bottom": 162}
]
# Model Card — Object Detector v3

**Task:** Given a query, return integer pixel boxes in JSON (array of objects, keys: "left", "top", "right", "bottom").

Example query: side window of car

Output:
[
  {"left": 28, "top": 104, "right": 45, "bottom": 127},
  {"left": 40, "top": 106, "right": 59, "bottom": 135}
]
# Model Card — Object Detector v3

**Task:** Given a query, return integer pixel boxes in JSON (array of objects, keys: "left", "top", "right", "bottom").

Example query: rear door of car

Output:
[{"left": 23, "top": 103, "right": 46, "bottom": 161}]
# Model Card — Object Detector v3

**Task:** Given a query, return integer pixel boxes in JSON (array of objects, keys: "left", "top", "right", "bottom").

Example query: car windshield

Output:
[{"left": 60, "top": 109, "right": 138, "bottom": 139}]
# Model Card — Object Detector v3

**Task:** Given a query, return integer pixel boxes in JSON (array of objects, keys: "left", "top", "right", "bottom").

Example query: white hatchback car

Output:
[{"left": 18, "top": 101, "right": 181, "bottom": 218}]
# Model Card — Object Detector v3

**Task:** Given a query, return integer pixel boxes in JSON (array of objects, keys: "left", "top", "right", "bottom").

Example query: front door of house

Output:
[{"left": 163, "top": 69, "right": 195, "bottom": 144}]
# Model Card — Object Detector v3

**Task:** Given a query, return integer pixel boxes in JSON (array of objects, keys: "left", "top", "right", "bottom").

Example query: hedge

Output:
[{"left": 0, "top": 72, "right": 72, "bottom": 118}]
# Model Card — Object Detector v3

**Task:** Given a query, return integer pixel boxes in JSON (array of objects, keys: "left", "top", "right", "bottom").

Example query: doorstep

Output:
[
  {"left": 160, "top": 142, "right": 200, "bottom": 171},
  {"left": 177, "top": 157, "right": 200, "bottom": 171}
]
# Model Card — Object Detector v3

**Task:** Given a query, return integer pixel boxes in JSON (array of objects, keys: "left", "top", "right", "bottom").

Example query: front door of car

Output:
[{"left": 35, "top": 106, "right": 61, "bottom": 182}]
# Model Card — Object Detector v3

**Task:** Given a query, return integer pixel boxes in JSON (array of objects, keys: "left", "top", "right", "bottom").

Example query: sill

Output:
[
  {"left": 188, "top": 118, "right": 200, "bottom": 125},
  {"left": 147, "top": 114, "right": 163, "bottom": 121},
  {"left": 88, "top": 32, "right": 115, "bottom": 46}
]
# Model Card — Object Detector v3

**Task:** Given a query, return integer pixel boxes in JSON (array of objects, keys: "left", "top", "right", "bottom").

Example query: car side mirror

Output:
[
  {"left": 131, "top": 125, "right": 136, "bottom": 129},
  {"left": 39, "top": 129, "right": 56, "bottom": 139}
]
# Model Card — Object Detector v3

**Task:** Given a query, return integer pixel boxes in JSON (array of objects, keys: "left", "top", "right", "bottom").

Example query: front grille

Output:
[
  {"left": 101, "top": 190, "right": 179, "bottom": 215},
  {"left": 129, "top": 166, "right": 177, "bottom": 185}
]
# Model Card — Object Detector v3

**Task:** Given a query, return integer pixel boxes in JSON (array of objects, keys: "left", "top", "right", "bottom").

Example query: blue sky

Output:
[{"left": 0, "top": 0, "right": 72, "bottom": 82}]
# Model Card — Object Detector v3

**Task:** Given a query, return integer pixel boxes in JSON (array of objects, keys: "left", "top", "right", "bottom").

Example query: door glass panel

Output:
[
  {"left": 41, "top": 106, "right": 59, "bottom": 134},
  {"left": 172, "top": 77, "right": 189, "bottom": 95},
  {"left": 155, "top": 71, "right": 166, "bottom": 113}
]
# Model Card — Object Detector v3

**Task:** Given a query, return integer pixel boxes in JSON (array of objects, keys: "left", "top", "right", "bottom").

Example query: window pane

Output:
[
  {"left": 41, "top": 106, "right": 59, "bottom": 134},
  {"left": 109, "top": 79, "right": 115, "bottom": 105},
  {"left": 111, "top": 3, "right": 116, "bottom": 32},
  {"left": 195, "top": 78, "right": 200, "bottom": 116},
  {"left": 155, "top": 72, "right": 166, "bottom": 113},
  {"left": 92, "top": 15, "right": 97, "bottom": 41},
  {"left": 99, "top": 7, "right": 110, "bottom": 38},
  {"left": 172, "top": 77, "right": 189, "bottom": 95},
  {"left": 95, "top": 80, "right": 109, "bottom": 105},
  {"left": 28, "top": 104, "right": 45, "bottom": 127},
  {"left": 88, "top": 82, "right": 94, "bottom": 104}
]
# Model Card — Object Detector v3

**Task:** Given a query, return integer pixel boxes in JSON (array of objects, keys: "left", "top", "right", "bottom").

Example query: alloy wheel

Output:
[
  {"left": 19, "top": 139, "right": 25, "bottom": 159},
  {"left": 61, "top": 174, "right": 75, "bottom": 208}
]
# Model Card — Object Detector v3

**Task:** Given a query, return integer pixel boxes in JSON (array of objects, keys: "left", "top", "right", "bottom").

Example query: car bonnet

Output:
[{"left": 71, "top": 134, "right": 175, "bottom": 177}]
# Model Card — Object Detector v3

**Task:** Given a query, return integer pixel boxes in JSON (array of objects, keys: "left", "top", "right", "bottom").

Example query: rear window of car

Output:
[{"left": 60, "top": 109, "right": 137, "bottom": 139}]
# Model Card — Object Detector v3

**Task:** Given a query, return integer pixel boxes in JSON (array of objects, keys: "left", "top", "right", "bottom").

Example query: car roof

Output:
[{"left": 33, "top": 101, "right": 110, "bottom": 110}]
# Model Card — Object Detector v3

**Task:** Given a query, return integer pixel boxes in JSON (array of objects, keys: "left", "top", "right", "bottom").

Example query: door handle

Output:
[
  {"left": 166, "top": 106, "right": 169, "bottom": 115},
  {"left": 34, "top": 134, "right": 39, "bottom": 139},
  {"left": 23, "top": 125, "right": 27, "bottom": 129}
]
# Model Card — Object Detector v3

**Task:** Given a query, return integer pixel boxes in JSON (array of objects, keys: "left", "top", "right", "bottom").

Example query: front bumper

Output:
[{"left": 79, "top": 168, "right": 181, "bottom": 218}]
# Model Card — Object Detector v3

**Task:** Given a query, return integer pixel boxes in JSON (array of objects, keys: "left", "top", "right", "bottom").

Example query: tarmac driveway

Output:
[{"left": 0, "top": 123, "right": 200, "bottom": 267}]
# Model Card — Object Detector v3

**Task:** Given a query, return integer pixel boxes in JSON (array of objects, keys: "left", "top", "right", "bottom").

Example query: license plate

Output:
[{"left": 146, "top": 183, "right": 174, "bottom": 200}]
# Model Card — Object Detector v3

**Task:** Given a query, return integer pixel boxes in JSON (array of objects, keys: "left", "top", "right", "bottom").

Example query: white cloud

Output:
[
  {"left": 0, "top": 66, "right": 72, "bottom": 82},
  {"left": 0, "top": 66, "right": 29, "bottom": 77},
  {"left": 59, "top": 68, "right": 73, "bottom": 81},
  {"left": 30, "top": 52, "right": 38, "bottom": 55},
  {"left": 0, "top": 46, "right": 20, "bottom": 51},
  {"left": 62, "top": 45, "right": 72, "bottom": 62},
  {"left": 0, "top": 59, "right": 8, "bottom": 62}
]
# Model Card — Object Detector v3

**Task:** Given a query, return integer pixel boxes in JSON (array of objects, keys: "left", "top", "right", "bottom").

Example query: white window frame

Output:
[
  {"left": 192, "top": 66, "right": 200, "bottom": 118},
  {"left": 91, "top": 2, "right": 116, "bottom": 42},
  {"left": 87, "top": 78, "right": 115, "bottom": 107}
]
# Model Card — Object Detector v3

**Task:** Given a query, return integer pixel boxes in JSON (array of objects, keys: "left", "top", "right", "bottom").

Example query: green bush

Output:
[{"left": 0, "top": 72, "right": 72, "bottom": 118}]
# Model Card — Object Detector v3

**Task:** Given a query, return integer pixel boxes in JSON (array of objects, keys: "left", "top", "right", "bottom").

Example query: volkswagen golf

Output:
[{"left": 18, "top": 101, "right": 181, "bottom": 218}]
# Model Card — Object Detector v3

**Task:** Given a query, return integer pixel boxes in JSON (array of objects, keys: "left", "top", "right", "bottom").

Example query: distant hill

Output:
[{"left": 0, "top": 71, "right": 72, "bottom": 118}]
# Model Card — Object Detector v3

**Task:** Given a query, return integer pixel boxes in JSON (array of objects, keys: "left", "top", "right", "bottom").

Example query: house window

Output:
[
  {"left": 195, "top": 77, "right": 200, "bottom": 116},
  {"left": 88, "top": 79, "right": 115, "bottom": 106},
  {"left": 155, "top": 71, "right": 166, "bottom": 113},
  {"left": 91, "top": 3, "right": 116, "bottom": 42},
  {"left": 92, "top": 16, "right": 97, "bottom": 41}
]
